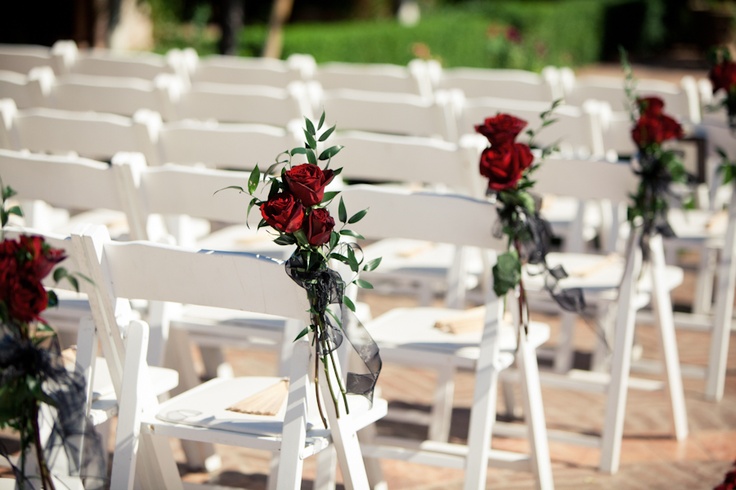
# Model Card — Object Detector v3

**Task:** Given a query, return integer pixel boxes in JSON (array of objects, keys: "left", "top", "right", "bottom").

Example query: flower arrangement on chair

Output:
[
  {"left": 621, "top": 52, "right": 690, "bottom": 244},
  {"left": 0, "top": 178, "right": 106, "bottom": 489},
  {"left": 223, "top": 112, "right": 381, "bottom": 424},
  {"left": 708, "top": 46, "right": 736, "bottom": 130},
  {"left": 474, "top": 106, "right": 585, "bottom": 333}
]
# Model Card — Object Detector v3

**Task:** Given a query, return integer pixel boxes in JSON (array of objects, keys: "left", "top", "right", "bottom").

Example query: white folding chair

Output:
[
  {"left": 31, "top": 67, "right": 181, "bottom": 120},
  {"left": 63, "top": 44, "right": 188, "bottom": 82},
  {"left": 433, "top": 66, "right": 563, "bottom": 103},
  {"left": 561, "top": 72, "right": 702, "bottom": 124},
  {"left": 523, "top": 156, "right": 689, "bottom": 473},
  {"left": 73, "top": 224, "right": 387, "bottom": 490},
  {"left": 312, "top": 59, "right": 435, "bottom": 99},
  {"left": 187, "top": 51, "right": 315, "bottom": 87},
  {"left": 0, "top": 41, "right": 75, "bottom": 75},
  {"left": 0, "top": 98, "right": 152, "bottom": 161},
  {"left": 134, "top": 109, "right": 298, "bottom": 171},
  {"left": 311, "top": 85, "right": 459, "bottom": 141},
  {"left": 333, "top": 185, "right": 553, "bottom": 489},
  {"left": 327, "top": 129, "right": 486, "bottom": 307},
  {"left": 455, "top": 95, "right": 607, "bottom": 159},
  {"left": 173, "top": 80, "right": 313, "bottom": 125}
]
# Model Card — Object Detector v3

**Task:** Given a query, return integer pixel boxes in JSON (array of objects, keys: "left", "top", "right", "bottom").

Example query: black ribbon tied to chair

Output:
[
  {"left": 0, "top": 331, "right": 108, "bottom": 489},
  {"left": 285, "top": 252, "right": 382, "bottom": 402}
]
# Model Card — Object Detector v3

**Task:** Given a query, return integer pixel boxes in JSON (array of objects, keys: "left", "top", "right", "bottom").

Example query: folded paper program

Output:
[
  {"left": 226, "top": 378, "right": 289, "bottom": 416},
  {"left": 434, "top": 306, "right": 486, "bottom": 334}
]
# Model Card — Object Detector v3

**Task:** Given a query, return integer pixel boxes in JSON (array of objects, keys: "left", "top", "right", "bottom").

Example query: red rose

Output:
[
  {"left": 284, "top": 164, "right": 335, "bottom": 207},
  {"left": 636, "top": 96, "right": 665, "bottom": 117},
  {"left": 479, "top": 142, "right": 533, "bottom": 191},
  {"left": 0, "top": 238, "right": 20, "bottom": 290},
  {"left": 260, "top": 191, "right": 304, "bottom": 233},
  {"left": 304, "top": 208, "right": 335, "bottom": 246},
  {"left": 18, "top": 235, "right": 66, "bottom": 280},
  {"left": 709, "top": 60, "right": 736, "bottom": 94},
  {"left": 6, "top": 275, "right": 48, "bottom": 323},
  {"left": 474, "top": 113, "right": 528, "bottom": 146},
  {"left": 631, "top": 112, "right": 683, "bottom": 148}
]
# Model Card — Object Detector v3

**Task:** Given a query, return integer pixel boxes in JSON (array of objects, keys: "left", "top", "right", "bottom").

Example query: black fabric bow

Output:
[{"left": 285, "top": 251, "right": 381, "bottom": 401}]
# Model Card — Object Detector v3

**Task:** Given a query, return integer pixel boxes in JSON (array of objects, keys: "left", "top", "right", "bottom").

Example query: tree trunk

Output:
[
  {"left": 262, "top": 0, "right": 295, "bottom": 59},
  {"left": 218, "top": 0, "right": 244, "bottom": 55}
]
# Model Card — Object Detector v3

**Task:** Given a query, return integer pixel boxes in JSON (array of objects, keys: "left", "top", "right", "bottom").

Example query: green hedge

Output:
[{"left": 153, "top": 0, "right": 665, "bottom": 70}]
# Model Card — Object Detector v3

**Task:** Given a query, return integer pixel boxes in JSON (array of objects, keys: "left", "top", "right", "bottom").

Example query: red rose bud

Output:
[
  {"left": 284, "top": 164, "right": 335, "bottom": 207},
  {"left": 304, "top": 208, "right": 335, "bottom": 246},
  {"left": 18, "top": 235, "right": 66, "bottom": 279},
  {"left": 260, "top": 192, "right": 305, "bottom": 233},
  {"left": 474, "top": 113, "right": 528, "bottom": 146},
  {"left": 479, "top": 142, "right": 533, "bottom": 191},
  {"left": 636, "top": 96, "right": 665, "bottom": 116}
]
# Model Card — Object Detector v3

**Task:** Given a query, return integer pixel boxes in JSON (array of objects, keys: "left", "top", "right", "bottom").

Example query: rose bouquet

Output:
[
  {"left": 708, "top": 46, "right": 736, "bottom": 129},
  {"left": 224, "top": 112, "right": 381, "bottom": 423},
  {"left": 0, "top": 179, "right": 105, "bottom": 489},
  {"left": 474, "top": 105, "right": 584, "bottom": 332},
  {"left": 621, "top": 52, "right": 689, "bottom": 243}
]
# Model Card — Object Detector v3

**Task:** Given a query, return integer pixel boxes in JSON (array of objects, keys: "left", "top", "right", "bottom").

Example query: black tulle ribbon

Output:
[
  {"left": 493, "top": 196, "right": 588, "bottom": 317},
  {"left": 0, "top": 331, "right": 108, "bottom": 489},
  {"left": 284, "top": 251, "right": 382, "bottom": 402}
]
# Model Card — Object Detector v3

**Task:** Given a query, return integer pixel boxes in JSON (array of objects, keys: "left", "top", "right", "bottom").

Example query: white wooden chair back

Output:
[
  {"left": 67, "top": 49, "right": 182, "bottom": 80},
  {"left": 313, "top": 59, "right": 434, "bottom": 99},
  {"left": 74, "top": 225, "right": 375, "bottom": 489},
  {"left": 457, "top": 94, "right": 607, "bottom": 158},
  {"left": 0, "top": 98, "right": 152, "bottom": 161},
  {"left": 174, "top": 80, "right": 313, "bottom": 125},
  {"left": 312, "top": 85, "right": 458, "bottom": 141},
  {"left": 188, "top": 53, "right": 315, "bottom": 87},
  {"left": 0, "top": 147, "right": 144, "bottom": 240},
  {"left": 0, "top": 42, "right": 74, "bottom": 75},
  {"left": 136, "top": 110, "right": 297, "bottom": 169},
  {"left": 0, "top": 69, "right": 44, "bottom": 109},
  {"left": 330, "top": 129, "right": 485, "bottom": 196},
  {"left": 563, "top": 74, "right": 701, "bottom": 124},
  {"left": 36, "top": 70, "right": 181, "bottom": 120},
  {"left": 435, "top": 66, "right": 560, "bottom": 103}
]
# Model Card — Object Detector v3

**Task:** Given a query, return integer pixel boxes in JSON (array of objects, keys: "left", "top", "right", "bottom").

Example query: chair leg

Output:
[
  {"left": 599, "top": 293, "right": 636, "bottom": 474},
  {"left": 553, "top": 312, "right": 577, "bottom": 373},
  {"left": 359, "top": 424, "right": 388, "bottom": 490},
  {"left": 428, "top": 365, "right": 455, "bottom": 442},
  {"left": 707, "top": 193, "right": 736, "bottom": 401},
  {"left": 648, "top": 235, "right": 688, "bottom": 440},
  {"left": 517, "top": 330, "right": 553, "bottom": 490},
  {"left": 693, "top": 246, "right": 717, "bottom": 315},
  {"left": 314, "top": 447, "right": 338, "bottom": 490}
]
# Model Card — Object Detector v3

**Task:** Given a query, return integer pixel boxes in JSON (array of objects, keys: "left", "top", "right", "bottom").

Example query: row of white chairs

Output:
[
  {"left": 1, "top": 145, "right": 704, "bottom": 487},
  {"left": 0, "top": 40, "right": 702, "bottom": 126}
]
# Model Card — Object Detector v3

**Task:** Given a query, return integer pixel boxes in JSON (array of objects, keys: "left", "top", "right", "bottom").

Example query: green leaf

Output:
[
  {"left": 338, "top": 196, "right": 347, "bottom": 223},
  {"left": 306, "top": 148, "right": 317, "bottom": 165},
  {"left": 214, "top": 185, "right": 246, "bottom": 196},
  {"left": 291, "top": 147, "right": 307, "bottom": 156},
  {"left": 318, "top": 144, "right": 343, "bottom": 161},
  {"left": 343, "top": 295, "right": 356, "bottom": 312},
  {"left": 304, "top": 129, "right": 317, "bottom": 149},
  {"left": 322, "top": 191, "right": 340, "bottom": 203},
  {"left": 317, "top": 111, "right": 326, "bottom": 130},
  {"left": 329, "top": 230, "right": 339, "bottom": 249},
  {"left": 518, "top": 191, "right": 536, "bottom": 214},
  {"left": 355, "top": 279, "right": 374, "bottom": 289},
  {"left": 318, "top": 125, "right": 336, "bottom": 142},
  {"left": 330, "top": 253, "right": 348, "bottom": 264},
  {"left": 347, "top": 246, "right": 359, "bottom": 272},
  {"left": 47, "top": 290, "right": 59, "bottom": 308},
  {"left": 492, "top": 251, "right": 521, "bottom": 297},
  {"left": 294, "top": 326, "right": 310, "bottom": 341},
  {"left": 8, "top": 205, "right": 22, "bottom": 218},
  {"left": 248, "top": 165, "right": 261, "bottom": 194},
  {"left": 274, "top": 234, "right": 296, "bottom": 246},
  {"left": 347, "top": 208, "right": 368, "bottom": 224},
  {"left": 305, "top": 117, "right": 316, "bottom": 136},
  {"left": 362, "top": 257, "right": 382, "bottom": 272},
  {"left": 339, "top": 229, "right": 365, "bottom": 240}
]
